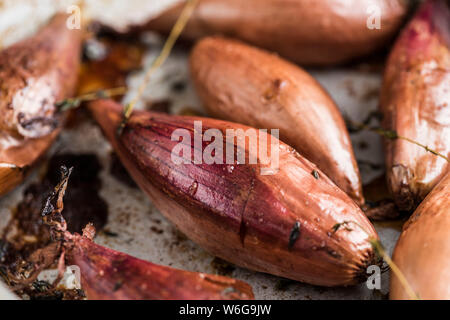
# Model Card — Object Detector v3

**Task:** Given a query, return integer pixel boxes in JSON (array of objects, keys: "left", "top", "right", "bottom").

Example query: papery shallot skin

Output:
[
  {"left": 380, "top": 0, "right": 450, "bottom": 212},
  {"left": 89, "top": 100, "right": 379, "bottom": 287},
  {"left": 0, "top": 13, "right": 82, "bottom": 195},
  {"left": 67, "top": 231, "right": 254, "bottom": 300},
  {"left": 140, "top": 0, "right": 407, "bottom": 66},
  {"left": 390, "top": 173, "right": 450, "bottom": 300},
  {"left": 190, "top": 37, "right": 364, "bottom": 205}
]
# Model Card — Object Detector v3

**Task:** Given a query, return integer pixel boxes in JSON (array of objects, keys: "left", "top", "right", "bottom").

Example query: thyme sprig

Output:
[
  {"left": 345, "top": 116, "right": 449, "bottom": 163},
  {"left": 56, "top": 87, "right": 127, "bottom": 112},
  {"left": 117, "top": 0, "right": 199, "bottom": 135}
]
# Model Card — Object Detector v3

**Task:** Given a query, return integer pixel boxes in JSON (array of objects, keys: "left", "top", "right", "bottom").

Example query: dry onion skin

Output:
[
  {"left": 139, "top": 0, "right": 408, "bottom": 66},
  {"left": 390, "top": 172, "right": 450, "bottom": 300},
  {"left": 190, "top": 36, "right": 364, "bottom": 205},
  {"left": 89, "top": 99, "right": 379, "bottom": 287},
  {"left": 380, "top": 0, "right": 450, "bottom": 212},
  {"left": 0, "top": 13, "right": 82, "bottom": 196}
]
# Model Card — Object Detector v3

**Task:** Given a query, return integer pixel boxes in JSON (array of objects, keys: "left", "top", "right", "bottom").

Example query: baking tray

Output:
[{"left": 0, "top": 0, "right": 402, "bottom": 300}]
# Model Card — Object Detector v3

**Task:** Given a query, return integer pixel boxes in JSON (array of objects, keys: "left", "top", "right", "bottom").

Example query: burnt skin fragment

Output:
[
  {"left": 110, "top": 152, "right": 139, "bottom": 188},
  {"left": 45, "top": 154, "right": 108, "bottom": 233},
  {"left": 0, "top": 153, "right": 107, "bottom": 279}
]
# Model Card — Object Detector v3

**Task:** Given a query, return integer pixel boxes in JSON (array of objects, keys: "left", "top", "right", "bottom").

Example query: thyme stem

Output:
[
  {"left": 369, "top": 239, "right": 419, "bottom": 300},
  {"left": 398, "top": 136, "right": 448, "bottom": 162},
  {"left": 56, "top": 87, "right": 127, "bottom": 111},
  {"left": 117, "top": 0, "right": 199, "bottom": 135},
  {"left": 346, "top": 117, "right": 449, "bottom": 163}
]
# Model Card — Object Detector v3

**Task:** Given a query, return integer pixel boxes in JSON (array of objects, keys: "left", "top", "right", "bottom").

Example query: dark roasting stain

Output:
[
  {"left": 170, "top": 228, "right": 188, "bottom": 247},
  {"left": 358, "top": 141, "right": 369, "bottom": 150},
  {"left": 171, "top": 80, "right": 187, "bottom": 93},
  {"left": 150, "top": 226, "right": 164, "bottom": 234},
  {"left": 275, "top": 278, "right": 296, "bottom": 292},
  {"left": 77, "top": 33, "right": 145, "bottom": 98},
  {"left": 45, "top": 154, "right": 108, "bottom": 233},
  {"left": 99, "top": 229, "right": 119, "bottom": 238},
  {"left": 210, "top": 257, "right": 236, "bottom": 277},
  {"left": 110, "top": 152, "right": 138, "bottom": 188},
  {"left": 1, "top": 153, "right": 107, "bottom": 299}
]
